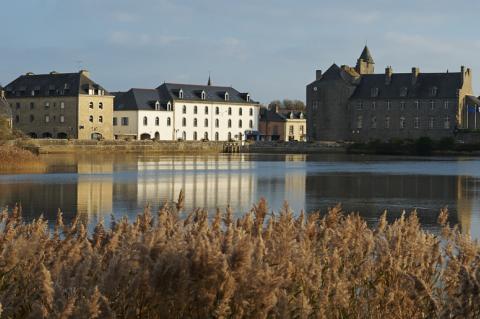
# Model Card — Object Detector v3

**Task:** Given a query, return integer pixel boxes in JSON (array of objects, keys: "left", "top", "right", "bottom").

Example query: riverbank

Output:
[
  {"left": 0, "top": 201, "right": 477, "bottom": 318},
  {"left": 0, "top": 145, "right": 46, "bottom": 173}
]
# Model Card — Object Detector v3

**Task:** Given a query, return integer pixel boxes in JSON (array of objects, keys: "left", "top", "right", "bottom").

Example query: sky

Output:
[{"left": 1, "top": 0, "right": 480, "bottom": 104}]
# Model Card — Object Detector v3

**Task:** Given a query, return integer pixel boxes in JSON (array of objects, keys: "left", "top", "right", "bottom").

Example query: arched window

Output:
[
  {"left": 143, "top": 116, "right": 148, "bottom": 126},
  {"left": 201, "top": 91, "right": 206, "bottom": 100},
  {"left": 204, "top": 118, "right": 208, "bottom": 127},
  {"left": 249, "top": 119, "right": 253, "bottom": 128},
  {"left": 239, "top": 119, "right": 242, "bottom": 128},
  {"left": 194, "top": 105, "right": 198, "bottom": 114},
  {"left": 204, "top": 132, "right": 208, "bottom": 140},
  {"left": 215, "top": 107, "right": 219, "bottom": 115},
  {"left": 179, "top": 89, "right": 184, "bottom": 99},
  {"left": 167, "top": 117, "right": 171, "bottom": 126},
  {"left": 215, "top": 119, "right": 219, "bottom": 128},
  {"left": 182, "top": 117, "right": 186, "bottom": 126},
  {"left": 99, "top": 102, "right": 103, "bottom": 109},
  {"left": 155, "top": 101, "right": 160, "bottom": 111},
  {"left": 193, "top": 118, "right": 198, "bottom": 127},
  {"left": 239, "top": 108, "right": 243, "bottom": 115},
  {"left": 224, "top": 92, "right": 229, "bottom": 101},
  {"left": 249, "top": 108, "right": 253, "bottom": 116},
  {"left": 89, "top": 115, "right": 94, "bottom": 123},
  {"left": 215, "top": 132, "right": 219, "bottom": 141},
  {"left": 99, "top": 116, "right": 103, "bottom": 123},
  {"left": 155, "top": 117, "right": 160, "bottom": 126},
  {"left": 228, "top": 119, "right": 232, "bottom": 128},
  {"left": 193, "top": 131, "right": 198, "bottom": 140},
  {"left": 228, "top": 107, "right": 232, "bottom": 115},
  {"left": 89, "top": 102, "right": 93, "bottom": 109},
  {"left": 183, "top": 105, "right": 187, "bottom": 114},
  {"left": 205, "top": 106, "right": 208, "bottom": 114}
]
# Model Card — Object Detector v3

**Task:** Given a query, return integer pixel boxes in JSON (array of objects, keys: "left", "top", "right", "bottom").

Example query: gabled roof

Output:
[
  {"left": 350, "top": 72, "right": 463, "bottom": 99},
  {"left": 157, "top": 83, "right": 256, "bottom": 104},
  {"left": 114, "top": 88, "right": 170, "bottom": 111},
  {"left": 359, "top": 46, "right": 374, "bottom": 63},
  {"left": 4, "top": 71, "right": 111, "bottom": 98},
  {"left": 259, "top": 108, "right": 306, "bottom": 122}
]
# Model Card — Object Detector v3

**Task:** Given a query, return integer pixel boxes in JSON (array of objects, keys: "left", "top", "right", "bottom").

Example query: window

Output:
[
  {"left": 224, "top": 92, "right": 229, "bottom": 101},
  {"left": 356, "top": 101, "right": 363, "bottom": 110},
  {"left": 99, "top": 116, "right": 103, "bottom": 123},
  {"left": 228, "top": 132, "right": 232, "bottom": 141},
  {"left": 300, "top": 125, "right": 304, "bottom": 133},
  {"left": 60, "top": 102, "right": 65, "bottom": 109},
  {"left": 400, "top": 116, "right": 406, "bottom": 129},
  {"left": 215, "top": 132, "right": 219, "bottom": 141},
  {"left": 167, "top": 117, "right": 171, "bottom": 126},
  {"left": 356, "top": 115, "right": 363, "bottom": 129},
  {"left": 239, "top": 119, "right": 242, "bottom": 128},
  {"left": 60, "top": 115, "right": 65, "bottom": 123},
  {"left": 167, "top": 102, "right": 172, "bottom": 111},
  {"left": 430, "top": 100, "right": 435, "bottom": 110},
  {"left": 371, "top": 87, "right": 379, "bottom": 97},
  {"left": 385, "top": 116, "right": 390, "bottom": 129},
  {"left": 179, "top": 89, "right": 184, "bottom": 99},
  {"left": 194, "top": 118, "right": 198, "bottom": 127},
  {"left": 400, "top": 101, "right": 405, "bottom": 111},
  {"left": 182, "top": 131, "right": 186, "bottom": 140},
  {"left": 89, "top": 115, "right": 93, "bottom": 123},
  {"left": 30, "top": 102, "right": 35, "bottom": 110},
  {"left": 372, "top": 101, "right": 376, "bottom": 110},
  {"left": 113, "top": 117, "right": 117, "bottom": 126},
  {"left": 205, "top": 106, "right": 208, "bottom": 115},
  {"left": 183, "top": 105, "right": 187, "bottom": 114},
  {"left": 143, "top": 116, "right": 148, "bottom": 126},
  {"left": 30, "top": 115, "right": 34, "bottom": 122},
  {"left": 444, "top": 116, "right": 450, "bottom": 129},
  {"left": 15, "top": 115, "right": 19, "bottom": 123},
  {"left": 215, "top": 119, "right": 219, "bottom": 127},
  {"left": 228, "top": 107, "right": 232, "bottom": 115},
  {"left": 204, "top": 132, "right": 208, "bottom": 140},
  {"left": 155, "top": 117, "right": 160, "bottom": 126},
  {"left": 415, "top": 100, "right": 419, "bottom": 110},
  {"left": 228, "top": 119, "right": 232, "bottom": 128},
  {"left": 89, "top": 102, "right": 93, "bottom": 109},
  {"left": 429, "top": 117, "right": 434, "bottom": 129},
  {"left": 249, "top": 120, "right": 253, "bottom": 128},
  {"left": 444, "top": 101, "right": 449, "bottom": 110},
  {"left": 400, "top": 87, "right": 408, "bottom": 97},
  {"left": 371, "top": 116, "right": 377, "bottom": 128},
  {"left": 194, "top": 105, "right": 198, "bottom": 114},
  {"left": 239, "top": 108, "right": 243, "bottom": 116},
  {"left": 121, "top": 117, "right": 129, "bottom": 126},
  {"left": 155, "top": 101, "right": 160, "bottom": 111},
  {"left": 193, "top": 131, "right": 198, "bottom": 140},
  {"left": 414, "top": 117, "right": 419, "bottom": 129},
  {"left": 99, "top": 102, "right": 103, "bottom": 109},
  {"left": 249, "top": 108, "right": 253, "bottom": 116},
  {"left": 246, "top": 94, "right": 250, "bottom": 102},
  {"left": 45, "top": 102, "right": 50, "bottom": 109},
  {"left": 387, "top": 100, "right": 391, "bottom": 111},
  {"left": 215, "top": 107, "right": 219, "bottom": 115},
  {"left": 289, "top": 125, "right": 294, "bottom": 135},
  {"left": 201, "top": 91, "right": 206, "bottom": 100},
  {"left": 430, "top": 86, "right": 438, "bottom": 97},
  {"left": 182, "top": 118, "right": 186, "bottom": 126}
]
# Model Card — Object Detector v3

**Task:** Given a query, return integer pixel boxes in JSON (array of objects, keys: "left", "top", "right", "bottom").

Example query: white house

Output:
[
  {"left": 113, "top": 88, "right": 174, "bottom": 140},
  {"left": 156, "top": 81, "right": 260, "bottom": 141}
]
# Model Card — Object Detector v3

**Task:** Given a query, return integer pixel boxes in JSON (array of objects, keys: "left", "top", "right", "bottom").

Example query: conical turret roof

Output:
[{"left": 359, "top": 46, "right": 374, "bottom": 63}]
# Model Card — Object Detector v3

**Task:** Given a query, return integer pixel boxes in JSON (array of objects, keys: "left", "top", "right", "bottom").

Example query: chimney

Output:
[
  {"left": 79, "top": 69, "right": 90, "bottom": 78},
  {"left": 385, "top": 66, "right": 393, "bottom": 85},
  {"left": 316, "top": 70, "right": 322, "bottom": 80},
  {"left": 461, "top": 65, "right": 465, "bottom": 74},
  {"left": 411, "top": 67, "right": 419, "bottom": 85}
]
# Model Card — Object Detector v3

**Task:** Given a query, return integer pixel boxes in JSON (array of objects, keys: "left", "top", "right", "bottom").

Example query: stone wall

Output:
[{"left": 242, "top": 141, "right": 347, "bottom": 153}]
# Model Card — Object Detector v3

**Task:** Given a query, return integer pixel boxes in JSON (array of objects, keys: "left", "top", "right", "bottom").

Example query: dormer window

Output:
[
  {"left": 155, "top": 101, "right": 160, "bottom": 111},
  {"left": 299, "top": 113, "right": 304, "bottom": 119},
  {"left": 166, "top": 102, "right": 172, "bottom": 111},
  {"left": 246, "top": 94, "right": 250, "bottom": 102},
  {"left": 400, "top": 87, "right": 408, "bottom": 97},
  {"left": 371, "top": 87, "right": 379, "bottom": 97},
  {"left": 224, "top": 92, "right": 229, "bottom": 101},
  {"left": 179, "top": 89, "right": 184, "bottom": 99},
  {"left": 201, "top": 90, "right": 206, "bottom": 100},
  {"left": 430, "top": 86, "right": 438, "bottom": 97}
]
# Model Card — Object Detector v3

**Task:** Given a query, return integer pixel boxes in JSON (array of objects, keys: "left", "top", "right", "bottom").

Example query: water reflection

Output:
[{"left": 0, "top": 154, "right": 479, "bottom": 238}]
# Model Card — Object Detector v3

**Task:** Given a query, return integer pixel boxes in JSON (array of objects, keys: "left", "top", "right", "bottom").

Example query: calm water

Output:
[{"left": 0, "top": 153, "right": 479, "bottom": 238}]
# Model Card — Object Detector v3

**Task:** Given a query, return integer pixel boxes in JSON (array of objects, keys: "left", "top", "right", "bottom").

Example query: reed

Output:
[
  {"left": 0, "top": 145, "right": 46, "bottom": 173},
  {"left": 0, "top": 199, "right": 478, "bottom": 318}
]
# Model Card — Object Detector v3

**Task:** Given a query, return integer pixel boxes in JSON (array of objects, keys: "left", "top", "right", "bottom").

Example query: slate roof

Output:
[
  {"left": 359, "top": 46, "right": 374, "bottom": 63},
  {"left": 350, "top": 72, "right": 463, "bottom": 99},
  {"left": 4, "top": 71, "right": 111, "bottom": 98},
  {"left": 114, "top": 88, "right": 170, "bottom": 111},
  {"left": 157, "top": 83, "right": 256, "bottom": 104},
  {"left": 260, "top": 108, "right": 306, "bottom": 122},
  {"left": 466, "top": 95, "right": 480, "bottom": 107}
]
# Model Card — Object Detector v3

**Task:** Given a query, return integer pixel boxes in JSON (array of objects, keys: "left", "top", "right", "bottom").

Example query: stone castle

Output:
[{"left": 306, "top": 46, "right": 480, "bottom": 142}]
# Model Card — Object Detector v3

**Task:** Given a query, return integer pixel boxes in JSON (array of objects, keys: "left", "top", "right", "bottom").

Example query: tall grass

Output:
[
  {"left": 0, "top": 145, "right": 46, "bottom": 173},
  {"left": 0, "top": 197, "right": 478, "bottom": 318}
]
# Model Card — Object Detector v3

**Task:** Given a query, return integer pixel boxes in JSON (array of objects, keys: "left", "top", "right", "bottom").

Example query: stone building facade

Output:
[
  {"left": 4, "top": 70, "right": 114, "bottom": 139},
  {"left": 258, "top": 107, "right": 307, "bottom": 141},
  {"left": 306, "top": 46, "right": 477, "bottom": 142}
]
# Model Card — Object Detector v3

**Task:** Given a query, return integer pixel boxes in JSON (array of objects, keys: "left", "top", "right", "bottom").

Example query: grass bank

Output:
[
  {"left": 0, "top": 145, "right": 46, "bottom": 173},
  {"left": 0, "top": 199, "right": 478, "bottom": 318}
]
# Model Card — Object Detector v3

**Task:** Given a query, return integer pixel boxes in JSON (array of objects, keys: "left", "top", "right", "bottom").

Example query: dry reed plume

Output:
[
  {"left": 0, "top": 145, "right": 46, "bottom": 173},
  {"left": 0, "top": 198, "right": 478, "bottom": 318}
]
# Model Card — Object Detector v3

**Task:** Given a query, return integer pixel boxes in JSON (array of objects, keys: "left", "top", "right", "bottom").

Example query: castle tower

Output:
[{"left": 355, "top": 45, "right": 375, "bottom": 75}]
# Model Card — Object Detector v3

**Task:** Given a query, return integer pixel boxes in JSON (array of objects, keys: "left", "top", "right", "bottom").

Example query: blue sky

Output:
[{"left": 1, "top": 0, "right": 479, "bottom": 104}]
